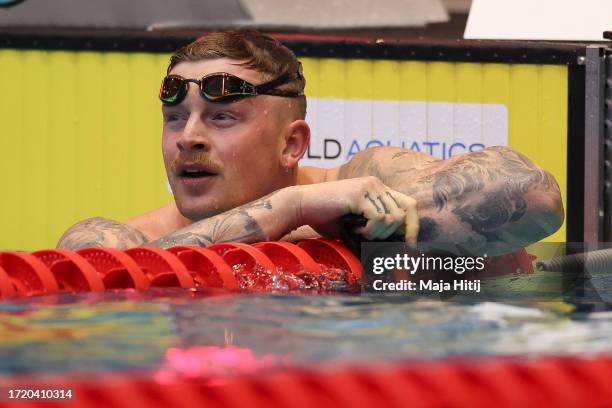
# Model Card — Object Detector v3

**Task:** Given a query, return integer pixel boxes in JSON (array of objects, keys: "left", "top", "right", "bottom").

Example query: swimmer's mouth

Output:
[
  {"left": 176, "top": 164, "right": 219, "bottom": 179},
  {"left": 180, "top": 169, "right": 216, "bottom": 178}
]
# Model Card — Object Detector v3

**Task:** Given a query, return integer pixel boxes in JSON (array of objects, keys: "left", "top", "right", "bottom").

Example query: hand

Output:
[{"left": 296, "top": 176, "right": 419, "bottom": 246}]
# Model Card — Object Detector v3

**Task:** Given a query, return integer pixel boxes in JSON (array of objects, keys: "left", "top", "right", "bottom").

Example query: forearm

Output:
[
  {"left": 57, "top": 188, "right": 301, "bottom": 250},
  {"left": 340, "top": 146, "right": 564, "bottom": 254},
  {"left": 146, "top": 187, "right": 300, "bottom": 248}
]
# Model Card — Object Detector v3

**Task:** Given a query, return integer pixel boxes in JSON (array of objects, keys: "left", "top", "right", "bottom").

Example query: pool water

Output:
[{"left": 2, "top": 284, "right": 612, "bottom": 381}]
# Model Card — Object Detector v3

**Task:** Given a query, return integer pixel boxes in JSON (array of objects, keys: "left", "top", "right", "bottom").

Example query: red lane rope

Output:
[
  {"left": 3, "top": 355, "right": 612, "bottom": 408},
  {"left": 0, "top": 239, "right": 365, "bottom": 298},
  {"left": 167, "top": 246, "right": 239, "bottom": 290},
  {"left": 0, "top": 241, "right": 531, "bottom": 298}
]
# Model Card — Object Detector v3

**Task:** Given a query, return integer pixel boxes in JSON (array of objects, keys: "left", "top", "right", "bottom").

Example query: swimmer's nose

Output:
[{"left": 177, "top": 117, "right": 210, "bottom": 152}]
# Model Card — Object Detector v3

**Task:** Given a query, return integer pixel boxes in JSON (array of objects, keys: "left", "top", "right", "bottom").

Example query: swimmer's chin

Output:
[{"left": 175, "top": 202, "right": 224, "bottom": 222}]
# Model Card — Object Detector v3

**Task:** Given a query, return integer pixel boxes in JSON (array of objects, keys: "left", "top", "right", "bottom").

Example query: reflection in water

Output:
[
  {"left": 155, "top": 345, "right": 292, "bottom": 384},
  {"left": 1, "top": 289, "right": 612, "bottom": 379}
]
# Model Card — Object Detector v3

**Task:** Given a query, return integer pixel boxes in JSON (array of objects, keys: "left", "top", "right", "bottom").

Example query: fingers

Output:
[
  {"left": 353, "top": 182, "right": 418, "bottom": 245},
  {"left": 389, "top": 192, "right": 419, "bottom": 248}
]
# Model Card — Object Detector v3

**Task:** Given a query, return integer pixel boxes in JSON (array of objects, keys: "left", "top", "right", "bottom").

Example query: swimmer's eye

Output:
[
  {"left": 163, "top": 113, "right": 183, "bottom": 123},
  {"left": 211, "top": 112, "right": 236, "bottom": 122}
]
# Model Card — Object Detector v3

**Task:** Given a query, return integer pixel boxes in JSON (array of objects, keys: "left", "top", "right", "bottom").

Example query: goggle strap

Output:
[
  {"left": 260, "top": 89, "right": 303, "bottom": 97},
  {"left": 254, "top": 72, "right": 295, "bottom": 94}
]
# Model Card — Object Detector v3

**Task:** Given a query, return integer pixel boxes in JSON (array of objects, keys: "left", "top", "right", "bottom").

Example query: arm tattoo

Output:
[
  {"left": 338, "top": 148, "right": 382, "bottom": 180},
  {"left": 57, "top": 217, "right": 149, "bottom": 250},
  {"left": 363, "top": 146, "right": 562, "bottom": 253},
  {"left": 147, "top": 194, "right": 274, "bottom": 248},
  {"left": 365, "top": 192, "right": 384, "bottom": 213},
  {"left": 421, "top": 148, "right": 558, "bottom": 248},
  {"left": 417, "top": 217, "right": 441, "bottom": 241},
  {"left": 421, "top": 148, "right": 556, "bottom": 213}
]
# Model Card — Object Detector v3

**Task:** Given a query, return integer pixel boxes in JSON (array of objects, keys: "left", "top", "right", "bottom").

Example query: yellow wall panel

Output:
[
  {"left": 48, "top": 51, "right": 78, "bottom": 248},
  {"left": 346, "top": 59, "right": 373, "bottom": 99},
  {"left": 426, "top": 62, "right": 456, "bottom": 102},
  {"left": 373, "top": 60, "right": 400, "bottom": 100},
  {"left": 21, "top": 51, "right": 46, "bottom": 249},
  {"left": 482, "top": 64, "right": 510, "bottom": 105},
  {"left": 317, "top": 58, "right": 346, "bottom": 99},
  {"left": 537, "top": 66, "right": 568, "bottom": 242},
  {"left": 399, "top": 61, "right": 427, "bottom": 100},
  {"left": 0, "top": 50, "right": 568, "bottom": 250},
  {"left": 300, "top": 57, "right": 320, "bottom": 97},
  {"left": 74, "top": 52, "right": 104, "bottom": 220},
  {"left": 0, "top": 50, "right": 25, "bottom": 249},
  {"left": 455, "top": 63, "right": 483, "bottom": 103}
]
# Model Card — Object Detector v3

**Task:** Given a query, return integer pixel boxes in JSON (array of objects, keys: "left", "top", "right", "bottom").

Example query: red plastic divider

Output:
[
  {"left": 297, "top": 238, "right": 363, "bottom": 280},
  {"left": 124, "top": 247, "right": 194, "bottom": 288},
  {"left": 167, "top": 246, "right": 239, "bottom": 290},
  {"left": 77, "top": 248, "right": 149, "bottom": 290},
  {"left": 0, "top": 264, "right": 17, "bottom": 298},
  {"left": 4, "top": 355, "right": 612, "bottom": 408},
  {"left": 208, "top": 243, "right": 277, "bottom": 291},
  {"left": 0, "top": 240, "right": 537, "bottom": 299},
  {"left": 480, "top": 248, "right": 536, "bottom": 277},
  {"left": 33, "top": 249, "right": 105, "bottom": 292},
  {"left": 209, "top": 243, "right": 276, "bottom": 271},
  {"left": 0, "top": 252, "right": 59, "bottom": 296},
  {"left": 252, "top": 242, "right": 321, "bottom": 275}
]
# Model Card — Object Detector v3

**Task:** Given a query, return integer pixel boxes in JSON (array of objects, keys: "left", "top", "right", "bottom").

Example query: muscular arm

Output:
[
  {"left": 58, "top": 175, "right": 420, "bottom": 250},
  {"left": 337, "top": 146, "right": 564, "bottom": 255},
  {"left": 58, "top": 189, "right": 299, "bottom": 250},
  {"left": 145, "top": 190, "right": 294, "bottom": 248}
]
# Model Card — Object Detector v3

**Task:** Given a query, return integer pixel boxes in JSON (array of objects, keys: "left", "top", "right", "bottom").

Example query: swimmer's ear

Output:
[{"left": 281, "top": 119, "right": 310, "bottom": 167}]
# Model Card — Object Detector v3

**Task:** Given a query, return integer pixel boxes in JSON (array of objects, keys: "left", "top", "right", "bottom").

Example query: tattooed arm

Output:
[
  {"left": 337, "top": 146, "right": 564, "bottom": 255},
  {"left": 58, "top": 177, "right": 419, "bottom": 249},
  {"left": 57, "top": 190, "right": 297, "bottom": 250},
  {"left": 57, "top": 217, "right": 151, "bottom": 250}
]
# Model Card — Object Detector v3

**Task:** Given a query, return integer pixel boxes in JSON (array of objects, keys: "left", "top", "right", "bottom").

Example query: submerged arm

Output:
[{"left": 338, "top": 146, "right": 564, "bottom": 255}]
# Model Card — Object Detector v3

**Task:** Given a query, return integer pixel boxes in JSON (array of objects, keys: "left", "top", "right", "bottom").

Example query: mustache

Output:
[{"left": 170, "top": 151, "right": 224, "bottom": 174}]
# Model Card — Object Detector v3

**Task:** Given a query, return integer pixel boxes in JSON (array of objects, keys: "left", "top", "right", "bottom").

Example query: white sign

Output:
[
  {"left": 302, "top": 98, "right": 508, "bottom": 168},
  {"left": 465, "top": 0, "right": 612, "bottom": 41}
]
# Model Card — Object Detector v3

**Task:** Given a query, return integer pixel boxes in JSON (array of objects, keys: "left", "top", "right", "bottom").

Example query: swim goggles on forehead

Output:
[{"left": 159, "top": 70, "right": 303, "bottom": 105}]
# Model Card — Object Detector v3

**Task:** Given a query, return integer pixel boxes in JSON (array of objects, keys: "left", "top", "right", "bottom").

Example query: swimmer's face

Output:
[{"left": 162, "top": 58, "right": 304, "bottom": 220}]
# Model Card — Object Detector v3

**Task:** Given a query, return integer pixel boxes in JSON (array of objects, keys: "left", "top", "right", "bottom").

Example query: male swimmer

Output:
[{"left": 58, "top": 30, "right": 564, "bottom": 256}]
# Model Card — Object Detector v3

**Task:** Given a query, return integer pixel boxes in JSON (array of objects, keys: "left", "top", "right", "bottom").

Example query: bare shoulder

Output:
[
  {"left": 57, "top": 216, "right": 150, "bottom": 250},
  {"left": 336, "top": 146, "right": 440, "bottom": 181},
  {"left": 126, "top": 202, "right": 191, "bottom": 241},
  {"left": 297, "top": 166, "right": 329, "bottom": 185}
]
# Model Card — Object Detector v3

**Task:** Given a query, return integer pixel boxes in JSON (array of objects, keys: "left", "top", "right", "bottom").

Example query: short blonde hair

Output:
[{"left": 168, "top": 29, "right": 306, "bottom": 118}]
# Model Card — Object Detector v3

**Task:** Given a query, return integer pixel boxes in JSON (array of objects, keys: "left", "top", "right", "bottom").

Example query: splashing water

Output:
[{"left": 232, "top": 263, "right": 359, "bottom": 293}]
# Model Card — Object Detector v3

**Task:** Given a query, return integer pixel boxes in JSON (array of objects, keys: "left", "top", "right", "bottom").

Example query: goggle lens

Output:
[
  {"left": 159, "top": 76, "right": 185, "bottom": 105},
  {"left": 201, "top": 74, "right": 251, "bottom": 101}
]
